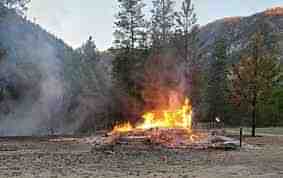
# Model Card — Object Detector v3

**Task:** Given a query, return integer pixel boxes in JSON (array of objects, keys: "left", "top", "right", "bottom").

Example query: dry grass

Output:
[{"left": 226, "top": 127, "right": 283, "bottom": 136}]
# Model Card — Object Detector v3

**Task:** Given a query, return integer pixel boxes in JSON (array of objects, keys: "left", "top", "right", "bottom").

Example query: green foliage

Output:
[
  {"left": 151, "top": 0, "right": 175, "bottom": 50},
  {"left": 114, "top": 0, "right": 146, "bottom": 50},
  {"left": 76, "top": 36, "right": 101, "bottom": 94},
  {"left": 112, "top": 0, "right": 149, "bottom": 98},
  {"left": 112, "top": 48, "right": 149, "bottom": 97},
  {"left": 205, "top": 39, "right": 230, "bottom": 122},
  {"left": 256, "top": 85, "right": 283, "bottom": 127},
  {"left": 174, "top": 0, "right": 197, "bottom": 61},
  {"left": 112, "top": 50, "right": 133, "bottom": 91}
]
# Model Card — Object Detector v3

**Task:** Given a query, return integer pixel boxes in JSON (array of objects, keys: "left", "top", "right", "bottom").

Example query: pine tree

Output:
[
  {"left": 114, "top": 0, "right": 146, "bottom": 51},
  {"left": 150, "top": 0, "right": 175, "bottom": 50},
  {"left": 77, "top": 36, "right": 101, "bottom": 94},
  {"left": 206, "top": 39, "right": 229, "bottom": 123},
  {"left": 112, "top": 0, "right": 147, "bottom": 96},
  {"left": 174, "top": 0, "right": 197, "bottom": 62},
  {"left": 173, "top": 0, "right": 200, "bottom": 111},
  {"left": 78, "top": 36, "right": 98, "bottom": 63},
  {"left": 181, "top": 25, "right": 203, "bottom": 120}
]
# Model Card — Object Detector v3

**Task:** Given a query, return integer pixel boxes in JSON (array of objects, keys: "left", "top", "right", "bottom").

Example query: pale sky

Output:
[{"left": 27, "top": 0, "right": 283, "bottom": 50}]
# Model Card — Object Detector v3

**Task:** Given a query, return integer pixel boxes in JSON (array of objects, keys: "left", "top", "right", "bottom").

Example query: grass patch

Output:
[{"left": 226, "top": 127, "right": 283, "bottom": 136}]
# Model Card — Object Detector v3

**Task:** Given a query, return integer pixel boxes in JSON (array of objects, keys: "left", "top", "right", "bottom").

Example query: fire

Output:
[
  {"left": 112, "top": 122, "right": 133, "bottom": 133},
  {"left": 112, "top": 97, "right": 193, "bottom": 133},
  {"left": 137, "top": 98, "right": 192, "bottom": 130}
]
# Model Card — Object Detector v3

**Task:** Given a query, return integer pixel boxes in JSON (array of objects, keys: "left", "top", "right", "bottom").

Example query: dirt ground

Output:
[{"left": 0, "top": 134, "right": 283, "bottom": 178}]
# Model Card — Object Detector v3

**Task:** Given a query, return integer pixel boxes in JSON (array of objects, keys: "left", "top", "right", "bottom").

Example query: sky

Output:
[{"left": 27, "top": 0, "right": 283, "bottom": 50}]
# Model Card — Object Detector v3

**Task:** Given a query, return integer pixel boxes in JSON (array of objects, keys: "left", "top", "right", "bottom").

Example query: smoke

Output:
[
  {"left": 0, "top": 6, "right": 118, "bottom": 136},
  {"left": 142, "top": 53, "right": 188, "bottom": 108},
  {"left": 0, "top": 41, "right": 65, "bottom": 136},
  {"left": 116, "top": 52, "right": 190, "bottom": 125},
  {"left": 63, "top": 53, "right": 115, "bottom": 133}
]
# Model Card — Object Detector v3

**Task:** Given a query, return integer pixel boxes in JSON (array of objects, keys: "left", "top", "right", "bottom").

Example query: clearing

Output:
[{"left": 0, "top": 130, "right": 283, "bottom": 178}]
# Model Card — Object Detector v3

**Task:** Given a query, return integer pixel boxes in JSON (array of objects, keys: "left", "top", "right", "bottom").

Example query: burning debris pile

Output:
[
  {"left": 109, "top": 128, "right": 209, "bottom": 149},
  {"left": 91, "top": 128, "right": 240, "bottom": 151},
  {"left": 90, "top": 95, "right": 240, "bottom": 150},
  {"left": 106, "top": 97, "right": 207, "bottom": 149},
  {"left": 89, "top": 55, "right": 240, "bottom": 151}
]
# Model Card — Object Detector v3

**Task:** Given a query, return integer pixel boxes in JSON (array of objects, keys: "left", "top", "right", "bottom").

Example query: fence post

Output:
[{"left": 240, "top": 128, "right": 243, "bottom": 147}]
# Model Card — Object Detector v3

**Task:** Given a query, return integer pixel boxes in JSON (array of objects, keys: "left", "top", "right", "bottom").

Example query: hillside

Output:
[{"left": 198, "top": 6, "right": 283, "bottom": 63}]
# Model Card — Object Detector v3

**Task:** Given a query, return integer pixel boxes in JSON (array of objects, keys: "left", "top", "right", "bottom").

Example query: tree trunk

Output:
[
  {"left": 161, "top": 0, "right": 166, "bottom": 45},
  {"left": 130, "top": 15, "right": 135, "bottom": 50},
  {"left": 252, "top": 35, "right": 258, "bottom": 137},
  {"left": 251, "top": 106, "right": 256, "bottom": 137}
]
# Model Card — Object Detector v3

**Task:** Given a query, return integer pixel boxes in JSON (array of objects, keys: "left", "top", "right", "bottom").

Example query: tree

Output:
[
  {"left": 112, "top": 0, "right": 147, "bottom": 96},
  {"left": 150, "top": 0, "right": 175, "bottom": 50},
  {"left": 181, "top": 25, "right": 204, "bottom": 121},
  {"left": 172, "top": 0, "right": 202, "bottom": 116},
  {"left": 174, "top": 0, "right": 197, "bottom": 62},
  {"left": 206, "top": 39, "right": 229, "bottom": 123},
  {"left": 114, "top": 0, "right": 146, "bottom": 50},
  {"left": 77, "top": 36, "right": 101, "bottom": 94},
  {"left": 0, "top": 0, "right": 30, "bottom": 16},
  {"left": 229, "top": 27, "right": 282, "bottom": 136},
  {"left": 78, "top": 36, "right": 98, "bottom": 63}
]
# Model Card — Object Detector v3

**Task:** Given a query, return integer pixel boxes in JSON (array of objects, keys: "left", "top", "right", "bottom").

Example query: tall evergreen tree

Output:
[
  {"left": 206, "top": 39, "right": 229, "bottom": 123},
  {"left": 78, "top": 36, "right": 98, "bottom": 63},
  {"left": 77, "top": 36, "right": 101, "bottom": 94},
  {"left": 174, "top": 0, "right": 197, "bottom": 62},
  {"left": 112, "top": 0, "right": 147, "bottom": 96},
  {"left": 173, "top": 0, "right": 200, "bottom": 113},
  {"left": 150, "top": 0, "right": 175, "bottom": 50},
  {"left": 114, "top": 0, "right": 146, "bottom": 51},
  {"left": 181, "top": 25, "right": 203, "bottom": 121}
]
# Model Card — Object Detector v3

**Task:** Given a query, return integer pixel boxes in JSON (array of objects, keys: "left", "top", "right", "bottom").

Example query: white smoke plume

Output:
[{"left": 0, "top": 41, "right": 64, "bottom": 136}]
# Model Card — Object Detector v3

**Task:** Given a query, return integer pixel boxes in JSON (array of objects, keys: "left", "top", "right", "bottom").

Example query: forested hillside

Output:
[
  {"left": 0, "top": 0, "right": 282, "bottom": 136},
  {"left": 198, "top": 7, "right": 283, "bottom": 127},
  {"left": 198, "top": 7, "right": 283, "bottom": 64}
]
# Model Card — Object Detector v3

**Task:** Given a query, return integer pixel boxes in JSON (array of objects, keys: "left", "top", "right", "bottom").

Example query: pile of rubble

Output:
[{"left": 89, "top": 129, "right": 240, "bottom": 151}]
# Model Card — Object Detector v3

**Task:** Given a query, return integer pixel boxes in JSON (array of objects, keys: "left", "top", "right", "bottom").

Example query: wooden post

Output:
[{"left": 240, "top": 128, "right": 243, "bottom": 147}]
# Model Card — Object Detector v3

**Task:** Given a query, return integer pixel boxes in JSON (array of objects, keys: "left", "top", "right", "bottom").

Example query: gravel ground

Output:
[{"left": 0, "top": 135, "right": 283, "bottom": 178}]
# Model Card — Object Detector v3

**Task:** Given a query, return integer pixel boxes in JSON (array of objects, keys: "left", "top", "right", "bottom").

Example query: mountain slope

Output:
[{"left": 198, "top": 7, "right": 283, "bottom": 62}]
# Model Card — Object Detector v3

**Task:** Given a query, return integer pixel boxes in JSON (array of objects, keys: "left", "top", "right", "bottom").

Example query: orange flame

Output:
[
  {"left": 112, "top": 97, "right": 193, "bottom": 133},
  {"left": 112, "top": 122, "right": 133, "bottom": 133}
]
